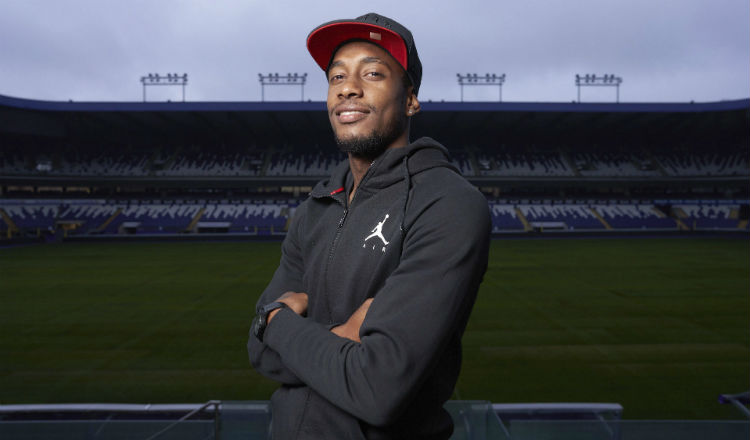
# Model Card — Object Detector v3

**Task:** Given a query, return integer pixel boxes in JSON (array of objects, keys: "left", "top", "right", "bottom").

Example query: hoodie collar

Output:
[{"left": 311, "top": 137, "right": 457, "bottom": 200}]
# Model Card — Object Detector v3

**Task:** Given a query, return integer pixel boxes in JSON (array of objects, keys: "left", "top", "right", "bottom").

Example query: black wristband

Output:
[{"left": 252, "top": 301, "right": 289, "bottom": 342}]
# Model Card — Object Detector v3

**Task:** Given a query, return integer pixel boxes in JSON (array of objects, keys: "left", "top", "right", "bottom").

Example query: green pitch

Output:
[{"left": 0, "top": 237, "right": 747, "bottom": 419}]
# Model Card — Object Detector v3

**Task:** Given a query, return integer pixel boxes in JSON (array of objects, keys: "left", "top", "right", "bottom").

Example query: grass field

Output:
[{"left": 0, "top": 237, "right": 747, "bottom": 419}]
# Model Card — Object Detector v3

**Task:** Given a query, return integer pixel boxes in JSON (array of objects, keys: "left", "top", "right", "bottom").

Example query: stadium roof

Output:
[{"left": 2, "top": 93, "right": 748, "bottom": 147}]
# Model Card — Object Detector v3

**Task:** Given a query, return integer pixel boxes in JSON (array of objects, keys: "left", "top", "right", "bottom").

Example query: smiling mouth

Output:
[
  {"left": 334, "top": 103, "right": 372, "bottom": 124},
  {"left": 336, "top": 110, "right": 370, "bottom": 124}
]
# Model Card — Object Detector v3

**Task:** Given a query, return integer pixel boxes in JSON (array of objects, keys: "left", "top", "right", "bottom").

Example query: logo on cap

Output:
[{"left": 369, "top": 32, "right": 382, "bottom": 41}]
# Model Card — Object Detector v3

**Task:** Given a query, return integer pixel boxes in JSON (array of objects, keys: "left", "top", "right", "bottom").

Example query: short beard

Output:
[{"left": 334, "top": 112, "right": 407, "bottom": 161}]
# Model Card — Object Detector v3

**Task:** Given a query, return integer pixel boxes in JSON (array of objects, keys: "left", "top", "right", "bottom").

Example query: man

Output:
[{"left": 248, "top": 12, "right": 490, "bottom": 439}]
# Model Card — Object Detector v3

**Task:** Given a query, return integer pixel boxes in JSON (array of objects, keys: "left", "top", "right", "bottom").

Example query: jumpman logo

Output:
[{"left": 364, "top": 214, "right": 390, "bottom": 251}]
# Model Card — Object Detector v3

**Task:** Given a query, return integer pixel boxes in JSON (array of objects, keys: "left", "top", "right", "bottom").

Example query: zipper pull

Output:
[{"left": 338, "top": 209, "right": 348, "bottom": 228}]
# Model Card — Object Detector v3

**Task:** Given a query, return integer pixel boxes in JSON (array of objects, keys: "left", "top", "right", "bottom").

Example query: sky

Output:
[{"left": 0, "top": 0, "right": 747, "bottom": 104}]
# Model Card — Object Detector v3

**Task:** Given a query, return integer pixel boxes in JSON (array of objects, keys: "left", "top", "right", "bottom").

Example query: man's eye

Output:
[
  {"left": 329, "top": 74, "right": 344, "bottom": 83},
  {"left": 365, "top": 72, "right": 382, "bottom": 78}
]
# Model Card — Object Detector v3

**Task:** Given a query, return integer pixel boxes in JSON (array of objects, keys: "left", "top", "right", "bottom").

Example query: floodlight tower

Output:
[
  {"left": 456, "top": 73, "right": 506, "bottom": 102},
  {"left": 258, "top": 72, "right": 308, "bottom": 102},
  {"left": 140, "top": 73, "right": 188, "bottom": 102},
  {"left": 575, "top": 74, "right": 623, "bottom": 103}
]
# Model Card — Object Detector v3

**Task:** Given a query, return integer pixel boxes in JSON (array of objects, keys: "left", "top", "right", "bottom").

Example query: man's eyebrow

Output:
[
  {"left": 328, "top": 56, "right": 390, "bottom": 71},
  {"left": 360, "top": 56, "right": 388, "bottom": 67}
]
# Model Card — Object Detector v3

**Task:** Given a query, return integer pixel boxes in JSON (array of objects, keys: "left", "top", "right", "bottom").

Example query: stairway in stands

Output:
[
  {"left": 589, "top": 207, "right": 612, "bottom": 230},
  {"left": 668, "top": 207, "right": 690, "bottom": 231},
  {"left": 185, "top": 207, "right": 206, "bottom": 232},
  {"left": 96, "top": 208, "right": 122, "bottom": 233},
  {"left": 0, "top": 208, "right": 19, "bottom": 236},
  {"left": 559, "top": 148, "right": 581, "bottom": 177},
  {"left": 513, "top": 207, "right": 531, "bottom": 231}
]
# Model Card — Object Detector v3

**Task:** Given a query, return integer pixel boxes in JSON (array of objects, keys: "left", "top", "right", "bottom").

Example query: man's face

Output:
[{"left": 326, "top": 41, "right": 413, "bottom": 158}]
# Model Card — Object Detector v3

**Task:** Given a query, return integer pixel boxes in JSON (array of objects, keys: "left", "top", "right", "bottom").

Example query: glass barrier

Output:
[
  {"left": 0, "top": 420, "right": 214, "bottom": 440},
  {"left": 1, "top": 402, "right": 747, "bottom": 440},
  {"left": 508, "top": 420, "right": 750, "bottom": 440},
  {"left": 218, "top": 400, "right": 271, "bottom": 440},
  {"left": 445, "top": 400, "right": 510, "bottom": 440}
]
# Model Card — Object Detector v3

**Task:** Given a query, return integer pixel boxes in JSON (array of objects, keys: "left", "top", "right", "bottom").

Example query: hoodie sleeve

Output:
[
  {"left": 263, "top": 187, "right": 491, "bottom": 426},
  {"left": 246, "top": 202, "right": 307, "bottom": 386}
]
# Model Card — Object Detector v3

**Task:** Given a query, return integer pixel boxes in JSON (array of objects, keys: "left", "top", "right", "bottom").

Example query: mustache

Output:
[{"left": 330, "top": 100, "right": 377, "bottom": 116}]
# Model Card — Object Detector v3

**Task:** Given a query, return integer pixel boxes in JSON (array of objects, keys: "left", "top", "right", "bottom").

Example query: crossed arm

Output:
[{"left": 269, "top": 291, "right": 373, "bottom": 343}]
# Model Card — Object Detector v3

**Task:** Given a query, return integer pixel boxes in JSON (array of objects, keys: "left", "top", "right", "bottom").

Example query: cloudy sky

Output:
[{"left": 0, "top": 0, "right": 747, "bottom": 104}]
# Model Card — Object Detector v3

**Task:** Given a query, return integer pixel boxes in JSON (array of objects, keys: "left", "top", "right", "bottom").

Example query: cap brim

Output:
[{"left": 307, "top": 21, "right": 408, "bottom": 73}]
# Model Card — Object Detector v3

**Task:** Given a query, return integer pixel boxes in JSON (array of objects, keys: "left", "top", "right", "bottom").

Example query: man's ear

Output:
[{"left": 406, "top": 88, "right": 421, "bottom": 116}]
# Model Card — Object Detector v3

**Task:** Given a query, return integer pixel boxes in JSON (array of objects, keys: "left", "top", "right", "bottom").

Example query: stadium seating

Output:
[
  {"left": 1, "top": 204, "right": 58, "bottom": 231},
  {"left": 488, "top": 204, "right": 525, "bottom": 232},
  {"left": 477, "top": 151, "right": 574, "bottom": 177},
  {"left": 593, "top": 204, "right": 676, "bottom": 229},
  {"left": 266, "top": 152, "right": 345, "bottom": 176},
  {"left": 4, "top": 199, "right": 748, "bottom": 236},
  {"left": 573, "top": 152, "right": 662, "bottom": 177},
  {"left": 2, "top": 143, "right": 747, "bottom": 178},
  {"left": 655, "top": 153, "right": 748, "bottom": 177},
  {"left": 54, "top": 153, "right": 151, "bottom": 176},
  {"left": 202, "top": 203, "right": 293, "bottom": 232},
  {"left": 157, "top": 152, "right": 252, "bottom": 177},
  {"left": 449, "top": 152, "right": 475, "bottom": 176},
  {"left": 519, "top": 203, "right": 605, "bottom": 230},
  {"left": 0, "top": 200, "right": 298, "bottom": 235},
  {"left": 0, "top": 151, "right": 28, "bottom": 175},
  {"left": 674, "top": 204, "right": 739, "bottom": 229},
  {"left": 58, "top": 203, "right": 121, "bottom": 232},
  {"left": 102, "top": 203, "right": 201, "bottom": 234}
]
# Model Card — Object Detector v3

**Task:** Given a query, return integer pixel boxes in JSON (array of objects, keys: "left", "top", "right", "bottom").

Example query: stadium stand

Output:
[
  {"left": 103, "top": 203, "right": 202, "bottom": 234},
  {"left": 0, "top": 199, "right": 299, "bottom": 237},
  {"left": 478, "top": 151, "right": 574, "bottom": 177},
  {"left": 655, "top": 152, "right": 748, "bottom": 177},
  {"left": 449, "top": 151, "right": 475, "bottom": 176},
  {"left": 201, "top": 202, "right": 295, "bottom": 233},
  {"left": 0, "top": 95, "right": 748, "bottom": 240},
  {"left": 58, "top": 202, "right": 121, "bottom": 232},
  {"left": 518, "top": 203, "right": 605, "bottom": 230},
  {"left": 266, "top": 151, "right": 344, "bottom": 176},
  {"left": 488, "top": 203, "right": 526, "bottom": 232},
  {"left": 593, "top": 204, "right": 676, "bottom": 230},
  {"left": 9, "top": 198, "right": 748, "bottom": 238},
  {"left": 673, "top": 203, "right": 742, "bottom": 229},
  {"left": 1, "top": 140, "right": 746, "bottom": 179},
  {"left": 158, "top": 152, "right": 245, "bottom": 177},
  {"left": 1, "top": 203, "right": 58, "bottom": 232},
  {"left": 573, "top": 152, "right": 662, "bottom": 177},
  {"left": 53, "top": 151, "right": 151, "bottom": 176},
  {"left": 0, "top": 149, "right": 28, "bottom": 175}
]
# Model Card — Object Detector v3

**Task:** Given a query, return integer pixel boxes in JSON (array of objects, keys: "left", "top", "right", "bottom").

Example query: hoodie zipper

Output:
[{"left": 321, "top": 162, "right": 374, "bottom": 323}]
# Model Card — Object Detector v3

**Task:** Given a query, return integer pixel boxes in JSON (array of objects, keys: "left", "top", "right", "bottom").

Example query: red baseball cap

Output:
[{"left": 307, "top": 13, "right": 422, "bottom": 95}]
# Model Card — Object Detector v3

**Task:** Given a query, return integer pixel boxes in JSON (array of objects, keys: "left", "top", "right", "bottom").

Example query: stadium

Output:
[
  {"left": 1, "top": 88, "right": 748, "bottom": 439},
  {"left": 1, "top": 95, "right": 748, "bottom": 239}
]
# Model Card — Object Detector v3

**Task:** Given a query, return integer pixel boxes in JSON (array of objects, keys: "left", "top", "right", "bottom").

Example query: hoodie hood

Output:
[{"left": 311, "top": 137, "right": 458, "bottom": 198}]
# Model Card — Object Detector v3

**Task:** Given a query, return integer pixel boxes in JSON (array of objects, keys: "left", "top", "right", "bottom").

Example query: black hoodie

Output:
[{"left": 248, "top": 137, "right": 491, "bottom": 439}]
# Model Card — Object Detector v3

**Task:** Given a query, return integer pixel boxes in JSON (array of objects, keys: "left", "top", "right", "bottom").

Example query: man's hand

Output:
[
  {"left": 268, "top": 291, "right": 308, "bottom": 323},
  {"left": 331, "top": 298, "right": 373, "bottom": 343}
]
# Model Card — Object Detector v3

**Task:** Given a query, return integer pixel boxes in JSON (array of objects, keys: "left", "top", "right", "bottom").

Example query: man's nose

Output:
[{"left": 339, "top": 77, "right": 363, "bottom": 99}]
